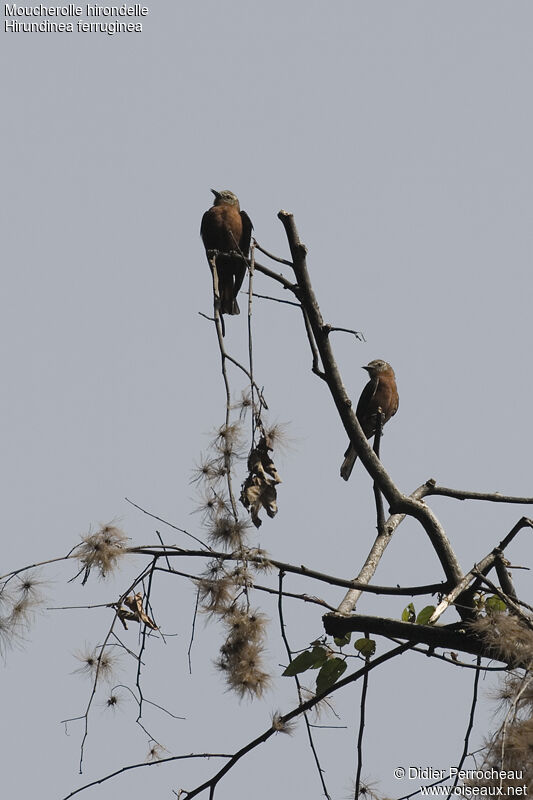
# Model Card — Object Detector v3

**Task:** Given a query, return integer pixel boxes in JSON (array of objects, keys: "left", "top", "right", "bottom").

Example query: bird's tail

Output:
[
  {"left": 220, "top": 294, "right": 240, "bottom": 316},
  {"left": 340, "top": 444, "right": 357, "bottom": 481}
]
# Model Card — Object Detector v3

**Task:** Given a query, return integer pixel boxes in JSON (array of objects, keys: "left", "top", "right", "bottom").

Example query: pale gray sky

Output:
[{"left": 2, "top": 2, "right": 532, "bottom": 798}]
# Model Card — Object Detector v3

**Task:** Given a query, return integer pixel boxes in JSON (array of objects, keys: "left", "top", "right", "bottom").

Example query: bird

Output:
[
  {"left": 340, "top": 359, "right": 399, "bottom": 481},
  {"left": 200, "top": 189, "right": 253, "bottom": 329}
]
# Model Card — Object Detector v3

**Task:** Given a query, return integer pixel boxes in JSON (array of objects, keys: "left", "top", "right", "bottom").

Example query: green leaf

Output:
[
  {"left": 354, "top": 637, "right": 376, "bottom": 658},
  {"left": 485, "top": 595, "right": 507, "bottom": 613},
  {"left": 416, "top": 606, "right": 436, "bottom": 625},
  {"left": 316, "top": 657, "right": 347, "bottom": 694},
  {"left": 402, "top": 603, "right": 416, "bottom": 623},
  {"left": 282, "top": 646, "right": 327, "bottom": 677},
  {"left": 282, "top": 650, "right": 317, "bottom": 677},
  {"left": 308, "top": 645, "right": 330, "bottom": 669},
  {"left": 333, "top": 632, "right": 352, "bottom": 647}
]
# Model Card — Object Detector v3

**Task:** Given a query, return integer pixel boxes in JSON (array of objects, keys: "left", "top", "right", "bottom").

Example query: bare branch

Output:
[
  {"left": 494, "top": 555, "right": 518, "bottom": 602},
  {"left": 248, "top": 291, "right": 301, "bottom": 307},
  {"left": 428, "top": 518, "right": 533, "bottom": 624},
  {"left": 253, "top": 239, "right": 294, "bottom": 267},
  {"left": 424, "top": 480, "right": 533, "bottom": 505},
  {"left": 130, "top": 544, "right": 449, "bottom": 597},
  {"left": 336, "top": 483, "right": 431, "bottom": 615},
  {"left": 61, "top": 753, "right": 233, "bottom": 799},
  {"left": 149, "top": 564, "right": 336, "bottom": 611},
  {"left": 323, "top": 324, "right": 365, "bottom": 342},
  {"left": 253, "top": 259, "right": 298, "bottom": 292}
]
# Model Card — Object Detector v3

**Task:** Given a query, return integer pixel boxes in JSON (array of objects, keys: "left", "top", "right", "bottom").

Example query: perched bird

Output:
[
  {"left": 340, "top": 359, "right": 399, "bottom": 481},
  {"left": 200, "top": 189, "right": 253, "bottom": 325}
]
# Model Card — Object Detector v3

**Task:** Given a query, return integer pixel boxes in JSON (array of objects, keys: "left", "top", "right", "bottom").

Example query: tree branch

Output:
[
  {"left": 423, "top": 480, "right": 533, "bottom": 505},
  {"left": 130, "top": 545, "right": 449, "bottom": 597},
  {"left": 276, "top": 210, "right": 464, "bottom": 596},
  {"left": 182, "top": 642, "right": 412, "bottom": 799},
  {"left": 428, "top": 517, "right": 533, "bottom": 623},
  {"left": 322, "top": 612, "right": 528, "bottom": 665}
]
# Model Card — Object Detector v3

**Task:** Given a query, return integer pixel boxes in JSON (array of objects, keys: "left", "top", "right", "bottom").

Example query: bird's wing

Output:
[
  {"left": 239, "top": 210, "right": 253, "bottom": 254},
  {"left": 232, "top": 210, "right": 253, "bottom": 297},
  {"left": 355, "top": 379, "right": 378, "bottom": 437},
  {"left": 200, "top": 210, "right": 210, "bottom": 243}
]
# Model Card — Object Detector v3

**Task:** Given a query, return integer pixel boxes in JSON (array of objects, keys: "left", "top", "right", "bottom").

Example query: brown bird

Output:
[
  {"left": 340, "top": 359, "right": 399, "bottom": 481},
  {"left": 200, "top": 189, "right": 253, "bottom": 327}
]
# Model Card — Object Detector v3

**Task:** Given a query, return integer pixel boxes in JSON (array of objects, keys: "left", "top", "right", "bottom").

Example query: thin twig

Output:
[
  {"left": 135, "top": 559, "right": 159, "bottom": 722},
  {"left": 354, "top": 646, "right": 370, "bottom": 800},
  {"left": 323, "top": 324, "right": 365, "bottom": 342},
  {"left": 253, "top": 239, "right": 293, "bottom": 266},
  {"left": 247, "top": 291, "right": 301, "bottom": 307},
  {"left": 69, "top": 558, "right": 161, "bottom": 772},
  {"left": 155, "top": 529, "right": 172, "bottom": 571},
  {"left": 248, "top": 242, "right": 256, "bottom": 446},
  {"left": 0, "top": 553, "right": 77, "bottom": 583},
  {"left": 394, "top": 775, "right": 450, "bottom": 800},
  {"left": 125, "top": 498, "right": 211, "bottom": 550},
  {"left": 449, "top": 657, "right": 481, "bottom": 794},
  {"left": 372, "top": 412, "right": 385, "bottom": 535},
  {"left": 61, "top": 753, "right": 233, "bottom": 799},
  {"left": 187, "top": 587, "right": 200, "bottom": 674},
  {"left": 399, "top": 642, "right": 507, "bottom": 671},
  {"left": 110, "top": 683, "right": 185, "bottom": 720},
  {"left": 500, "top": 673, "right": 533, "bottom": 779},
  {"left": 195, "top": 320, "right": 269, "bottom": 409},
  {"left": 277, "top": 570, "right": 331, "bottom": 799},
  {"left": 207, "top": 261, "right": 239, "bottom": 522}
]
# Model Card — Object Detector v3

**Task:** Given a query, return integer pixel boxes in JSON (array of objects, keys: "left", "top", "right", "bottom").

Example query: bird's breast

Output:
[{"left": 201, "top": 205, "right": 243, "bottom": 252}]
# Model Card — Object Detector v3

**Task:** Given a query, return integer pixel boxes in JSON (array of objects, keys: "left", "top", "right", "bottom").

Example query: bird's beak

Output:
[
  {"left": 211, "top": 188, "right": 220, "bottom": 198},
  {"left": 362, "top": 365, "right": 370, "bottom": 372}
]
